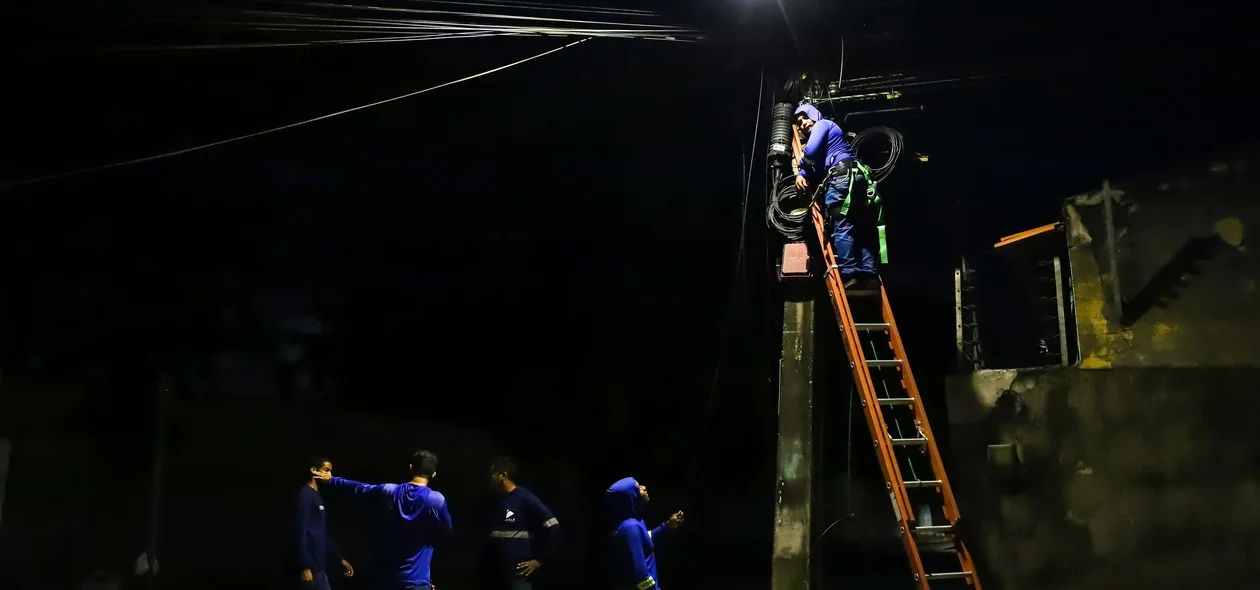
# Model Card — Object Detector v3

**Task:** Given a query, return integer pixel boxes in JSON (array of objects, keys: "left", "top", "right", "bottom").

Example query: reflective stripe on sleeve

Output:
[{"left": 490, "top": 531, "right": 531, "bottom": 539}]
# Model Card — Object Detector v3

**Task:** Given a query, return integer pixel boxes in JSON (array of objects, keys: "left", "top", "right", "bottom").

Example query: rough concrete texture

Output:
[
  {"left": 945, "top": 367, "right": 1260, "bottom": 590},
  {"left": 1063, "top": 143, "right": 1259, "bottom": 367},
  {"left": 773, "top": 300, "right": 814, "bottom": 590}
]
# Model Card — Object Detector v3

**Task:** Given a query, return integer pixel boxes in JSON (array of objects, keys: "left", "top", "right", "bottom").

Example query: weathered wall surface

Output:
[
  {"left": 1063, "top": 144, "right": 1259, "bottom": 367},
  {"left": 945, "top": 367, "right": 1260, "bottom": 590}
]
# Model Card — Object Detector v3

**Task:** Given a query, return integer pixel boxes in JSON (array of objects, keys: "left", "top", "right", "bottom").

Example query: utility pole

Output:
[{"left": 772, "top": 242, "right": 815, "bottom": 590}]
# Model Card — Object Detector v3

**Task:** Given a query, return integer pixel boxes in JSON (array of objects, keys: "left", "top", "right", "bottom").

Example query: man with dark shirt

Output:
[
  {"left": 295, "top": 457, "right": 354, "bottom": 589},
  {"left": 314, "top": 449, "right": 452, "bottom": 590},
  {"left": 486, "top": 457, "right": 561, "bottom": 590}
]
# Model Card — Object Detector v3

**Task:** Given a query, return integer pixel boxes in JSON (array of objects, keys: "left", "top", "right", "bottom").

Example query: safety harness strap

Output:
[{"left": 833, "top": 162, "right": 888, "bottom": 264}]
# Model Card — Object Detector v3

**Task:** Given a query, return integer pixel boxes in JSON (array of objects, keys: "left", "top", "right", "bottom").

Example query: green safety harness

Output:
[{"left": 806, "top": 158, "right": 888, "bottom": 264}]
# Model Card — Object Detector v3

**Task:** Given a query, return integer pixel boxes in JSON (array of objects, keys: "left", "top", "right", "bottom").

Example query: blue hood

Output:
[
  {"left": 604, "top": 477, "right": 645, "bottom": 523},
  {"left": 794, "top": 104, "right": 823, "bottom": 122},
  {"left": 393, "top": 483, "right": 435, "bottom": 520}
]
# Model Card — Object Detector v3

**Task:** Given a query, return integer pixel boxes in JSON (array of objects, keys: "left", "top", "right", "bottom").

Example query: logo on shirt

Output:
[
  {"left": 504, "top": 510, "right": 515, "bottom": 522},
  {"left": 318, "top": 505, "right": 325, "bottom": 511}
]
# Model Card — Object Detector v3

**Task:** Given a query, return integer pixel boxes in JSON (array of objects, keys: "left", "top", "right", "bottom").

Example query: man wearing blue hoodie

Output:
[
  {"left": 313, "top": 450, "right": 453, "bottom": 590},
  {"left": 604, "top": 478, "right": 684, "bottom": 590},
  {"left": 794, "top": 103, "right": 882, "bottom": 291}
]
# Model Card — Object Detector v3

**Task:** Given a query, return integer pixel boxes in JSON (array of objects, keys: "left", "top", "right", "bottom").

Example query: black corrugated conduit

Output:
[{"left": 767, "top": 102, "right": 796, "bottom": 167}]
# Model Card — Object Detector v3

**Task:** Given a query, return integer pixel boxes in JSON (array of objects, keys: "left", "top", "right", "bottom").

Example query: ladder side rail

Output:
[
  {"left": 881, "top": 288, "right": 984, "bottom": 589},
  {"left": 880, "top": 292, "right": 963, "bottom": 523},
  {"left": 811, "top": 207, "right": 930, "bottom": 587}
]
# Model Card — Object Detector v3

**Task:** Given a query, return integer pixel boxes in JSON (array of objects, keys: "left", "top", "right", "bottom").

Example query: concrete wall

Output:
[
  {"left": 1063, "top": 143, "right": 1259, "bottom": 367},
  {"left": 945, "top": 367, "right": 1260, "bottom": 590}
]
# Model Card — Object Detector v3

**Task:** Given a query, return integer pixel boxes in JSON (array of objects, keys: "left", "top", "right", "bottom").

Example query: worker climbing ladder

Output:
[{"left": 794, "top": 135, "right": 983, "bottom": 589}]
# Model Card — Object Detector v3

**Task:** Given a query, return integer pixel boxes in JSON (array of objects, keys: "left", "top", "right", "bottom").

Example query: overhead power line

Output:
[
  {"left": 139, "top": 1, "right": 706, "bottom": 48},
  {"left": 0, "top": 37, "right": 590, "bottom": 191}
]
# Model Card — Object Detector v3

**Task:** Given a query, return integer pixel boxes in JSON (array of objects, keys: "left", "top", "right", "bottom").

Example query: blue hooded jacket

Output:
[
  {"left": 326, "top": 477, "right": 453, "bottom": 586},
  {"left": 794, "top": 104, "right": 855, "bottom": 180},
  {"left": 605, "top": 477, "right": 669, "bottom": 590}
]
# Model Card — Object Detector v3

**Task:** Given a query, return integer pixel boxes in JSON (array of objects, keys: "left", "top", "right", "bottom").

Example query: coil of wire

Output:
[
  {"left": 852, "top": 126, "right": 904, "bottom": 183},
  {"left": 766, "top": 170, "right": 811, "bottom": 241}
]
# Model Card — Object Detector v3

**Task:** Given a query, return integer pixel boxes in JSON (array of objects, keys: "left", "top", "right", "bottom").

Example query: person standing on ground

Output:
[
  {"left": 604, "top": 477, "right": 683, "bottom": 590},
  {"left": 486, "top": 457, "right": 562, "bottom": 590},
  {"left": 313, "top": 449, "right": 452, "bottom": 590},
  {"left": 295, "top": 457, "right": 355, "bottom": 589}
]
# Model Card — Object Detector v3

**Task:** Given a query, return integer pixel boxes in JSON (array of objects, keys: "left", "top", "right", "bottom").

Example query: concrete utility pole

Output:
[{"left": 772, "top": 242, "right": 816, "bottom": 590}]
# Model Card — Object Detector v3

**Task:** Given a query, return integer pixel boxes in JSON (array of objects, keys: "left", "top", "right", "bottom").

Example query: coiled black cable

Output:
[
  {"left": 766, "top": 170, "right": 810, "bottom": 241},
  {"left": 852, "top": 125, "right": 904, "bottom": 183}
]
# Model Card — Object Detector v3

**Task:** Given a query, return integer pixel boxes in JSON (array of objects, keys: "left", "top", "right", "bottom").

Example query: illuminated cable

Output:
[
  {"left": 0, "top": 37, "right": 590, "bottom": 191},
  {"left": 407, "top": 0, "right": 658, "bottom": 17},
  {"left": 110, "top": 32, "right": 505, "bottom": 52}
]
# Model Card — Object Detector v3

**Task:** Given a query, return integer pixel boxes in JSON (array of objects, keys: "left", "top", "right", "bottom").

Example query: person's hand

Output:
[
  {"left": 795, "top": 175, "right": 809, "bottom": 192},
  {"left": 311, "top": 469, "right": 331, "bottom": 482},
  {"left": 517, "top": 559, "right": 541, "bottom": 577},
  {"left": 300, "top": 569, "right": 313, "bottom": 583},
  {"left": 341, "top": 560, "right": 354, "bottom": 577},
  {"left": 667, "top": 510, "right": 685, "bottom": 529}
]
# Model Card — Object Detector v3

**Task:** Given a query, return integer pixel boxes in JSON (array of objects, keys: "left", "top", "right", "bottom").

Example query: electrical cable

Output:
[
  {"left": 766, "top": 172, "right": 808, "bottom": 241},
  {"left": 852, "top": 125, "right": 904, "bottom": 183},
  {"left": 682, "top": 67, "right": 763, "bottom": 510},
  {"left": 110, "top": 32, "right": 505, "bottom": 52},
  {"left": 0, "top": 37, "right": 589, "bottom": 191},
  {"left": 406, "top": 0, "right": 660, "bottom": 17},
  {"left": 145, "top": 3, "right": 703, "bottom": 46},
  {"left": 280, "top": 1, "right": 680, "bottom": 29}
]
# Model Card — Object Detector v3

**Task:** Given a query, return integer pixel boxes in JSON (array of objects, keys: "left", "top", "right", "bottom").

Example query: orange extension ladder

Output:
[{"left": 794, "top": 131, "right": 982, "bottom": 589}]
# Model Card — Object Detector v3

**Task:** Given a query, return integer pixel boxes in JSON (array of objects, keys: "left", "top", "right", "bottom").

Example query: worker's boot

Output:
[{"left": 843, "top": 275, "right": 882, "bottom": 291}]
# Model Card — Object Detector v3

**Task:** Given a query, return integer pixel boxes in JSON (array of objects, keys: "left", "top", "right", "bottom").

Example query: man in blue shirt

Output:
[
  {"left": 486, "top": 457, "right": 562, "bottom": 590},
  {"left": 295, "top": 457, "right": 354, "bottom": 590},
  {"left": 604, "top": 478, "right": 683, "bottom": 590},
  {"left": 794, "top": 103, "right": 882, "bottom": 291},
  {"left": 313, "top": 450, "right": 453, "bottom": 590}
]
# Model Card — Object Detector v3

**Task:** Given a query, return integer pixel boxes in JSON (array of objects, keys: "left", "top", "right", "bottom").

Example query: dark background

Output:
[{"left": 1, "top": 0, "right": 1257, "bottom": 588}]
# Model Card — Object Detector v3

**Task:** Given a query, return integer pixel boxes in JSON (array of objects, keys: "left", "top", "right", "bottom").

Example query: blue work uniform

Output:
[
  {"left": 795, "top": 104, "right": 879, "bottom": 279},
  {"left": 294, "top": 485, "right": 342, "bottom": 590},
  {"left": 604, "top": 477, "right": 672, "bottom": 590},
  {"left": 489, "top": 486, "right": 561, "bottom": 590},
  {"left": 324, "top": 477, "right": 453, "bottom": 590}
]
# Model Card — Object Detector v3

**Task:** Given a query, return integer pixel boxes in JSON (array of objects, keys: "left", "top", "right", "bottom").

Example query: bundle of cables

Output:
[
  {"left": 766, "top": 124, "right": 903, "bottom": 241},
  {"left": 851, "top": 125, "right": 904, "bottom": 183},
  {"left": 766, "top": 170, "right": 811, "bottom": 242}
]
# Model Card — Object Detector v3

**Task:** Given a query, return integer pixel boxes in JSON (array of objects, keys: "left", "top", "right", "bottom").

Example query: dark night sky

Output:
[{"left": 2, "top": 0, "right": 1258, "bottom": 586}]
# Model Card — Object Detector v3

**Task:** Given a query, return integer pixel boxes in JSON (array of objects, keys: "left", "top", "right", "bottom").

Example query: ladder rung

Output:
[
  {"left": 891, "top": 437, "right": 928, "bottom": 446},
  {"left": 903, "top": 479, "right": 942, "bottom": 489},
  {"left": 866, "top": 359, "right": 902, "bottom": 368},
  {"left": 854, "top": 322, "right": 890, "bottom": 331},
  {"left": 913, "top": 525, "right": 955, "bottom": 534},
  {"left": 925, "top": 571, "right": 973, "bottom": 581},
  {"left": 878, "top": 397, "right": 915, "bottom": 406}
]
